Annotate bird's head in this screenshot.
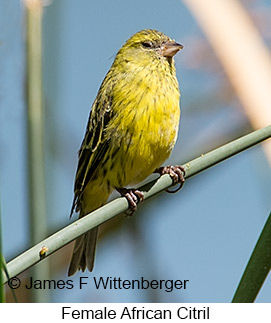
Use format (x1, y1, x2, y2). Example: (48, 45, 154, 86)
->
(114, 29, 183, 69)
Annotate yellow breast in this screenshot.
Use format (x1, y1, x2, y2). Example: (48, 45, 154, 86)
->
(105, 63, 180, 187)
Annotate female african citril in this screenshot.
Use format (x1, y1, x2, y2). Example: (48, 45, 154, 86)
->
(68, 29, 184, 276)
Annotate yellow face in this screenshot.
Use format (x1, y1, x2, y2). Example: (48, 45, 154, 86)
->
(114, 29, 183, 70)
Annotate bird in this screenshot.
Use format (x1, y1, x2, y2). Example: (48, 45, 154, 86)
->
(68, 29, 184, 276)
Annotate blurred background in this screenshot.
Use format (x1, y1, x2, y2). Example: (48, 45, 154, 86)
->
(1, 0, 271, 302)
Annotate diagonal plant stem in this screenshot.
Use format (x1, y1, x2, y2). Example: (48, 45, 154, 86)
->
(182, 0, 271, 164)
(232, 211, 271, 303)
(2, 125, 271, 283)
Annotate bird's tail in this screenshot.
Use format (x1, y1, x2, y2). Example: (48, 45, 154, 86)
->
(68, 228, 98, 276)
(68, 184, 111, 276)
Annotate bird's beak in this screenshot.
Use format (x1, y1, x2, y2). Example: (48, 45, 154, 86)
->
(161, 41, 183, 58)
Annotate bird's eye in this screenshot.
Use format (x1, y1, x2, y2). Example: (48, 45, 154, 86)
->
(142, 41, 153, 48)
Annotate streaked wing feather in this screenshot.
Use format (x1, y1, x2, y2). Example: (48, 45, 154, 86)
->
(70, 91, 113, 216)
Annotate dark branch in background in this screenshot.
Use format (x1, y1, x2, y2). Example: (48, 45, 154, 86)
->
(232, 211, 271, 303)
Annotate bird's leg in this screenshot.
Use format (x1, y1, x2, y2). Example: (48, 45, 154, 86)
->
(116, 188, 144, 215)
(155, 165, 186, 193)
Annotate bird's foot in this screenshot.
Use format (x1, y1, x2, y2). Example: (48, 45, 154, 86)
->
(117, 188, 144, 215)
(155, 165, 186, 193)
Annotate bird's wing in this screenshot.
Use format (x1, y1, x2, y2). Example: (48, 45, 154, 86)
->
(70, 86, 113, 217)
